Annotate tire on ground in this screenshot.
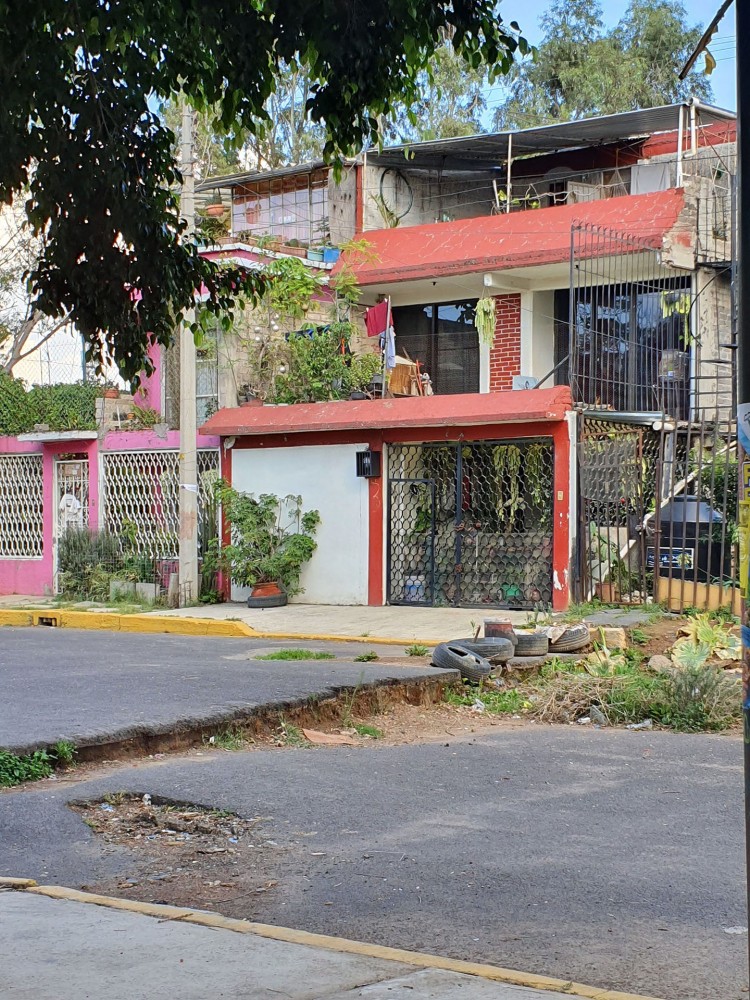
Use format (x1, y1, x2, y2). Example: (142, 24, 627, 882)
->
(247, 592, 288, 608)
(514, 633, 549, 656)
(432, 643, 492, 684)
(448, 637, 514, 663)
(549, 624, 591, 653)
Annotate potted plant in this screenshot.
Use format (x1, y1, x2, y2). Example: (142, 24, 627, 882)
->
(212, 480, 320, 607)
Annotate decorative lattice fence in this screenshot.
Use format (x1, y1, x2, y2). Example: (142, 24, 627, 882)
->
(0, 454, 44, 557)
(101, 449, 220, 559)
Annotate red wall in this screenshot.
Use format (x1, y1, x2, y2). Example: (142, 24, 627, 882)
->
(228, 418, 572, 611)
(489, 293, 521, 392)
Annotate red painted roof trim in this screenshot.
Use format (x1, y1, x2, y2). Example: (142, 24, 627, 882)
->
(201, 387, 573, 438)
(334, 190, 685, 287)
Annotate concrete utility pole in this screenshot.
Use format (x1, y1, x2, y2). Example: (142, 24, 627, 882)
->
(735, 2, 750, 983)
(178, 101, 199, 605)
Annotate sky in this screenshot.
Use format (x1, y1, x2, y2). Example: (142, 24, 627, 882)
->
(496, 0, 736, 114)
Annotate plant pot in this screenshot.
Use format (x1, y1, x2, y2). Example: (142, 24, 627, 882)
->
(102, 388, 120, 399)
(283, 245, 308, 258)
(247, 582, 288, 608)
(595, 581, 620, 603)
(349, 391, 368, 400)
(307, 247, 324, 262)
(322, 247, 340, 263)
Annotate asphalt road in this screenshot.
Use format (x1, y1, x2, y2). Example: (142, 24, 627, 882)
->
(0, 628, 440, 752)
(0, 726, 744, 1000)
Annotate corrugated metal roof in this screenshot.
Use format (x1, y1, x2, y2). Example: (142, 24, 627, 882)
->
(367, 102, 735, 170)
(196, 160, 329, 192)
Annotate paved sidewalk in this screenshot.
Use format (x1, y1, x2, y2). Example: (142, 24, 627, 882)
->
(150, 602, 532, 641)
(2, 888, 651, 1000)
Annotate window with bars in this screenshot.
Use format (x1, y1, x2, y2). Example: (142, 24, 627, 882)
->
(392, 301, 479, 395)
(231, 169, 329, 244)
(0, 454, 44, 558)
(101, 449, 220, 559)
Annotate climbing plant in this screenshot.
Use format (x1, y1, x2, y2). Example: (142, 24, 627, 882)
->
(0, 373, 98, 434)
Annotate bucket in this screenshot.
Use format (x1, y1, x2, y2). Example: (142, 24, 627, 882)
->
(484, 618, 517, 646)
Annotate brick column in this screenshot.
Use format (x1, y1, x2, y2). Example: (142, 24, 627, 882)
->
(488, 293, 521, 391)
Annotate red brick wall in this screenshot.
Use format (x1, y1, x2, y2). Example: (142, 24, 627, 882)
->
(489, 293, 521, 392)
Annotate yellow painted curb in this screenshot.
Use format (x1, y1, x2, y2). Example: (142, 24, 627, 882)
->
(0, 877, 37, 888)
(25, 884, 664, 1000)
(0, 609, 255, 639)
(0, 610, 33, 627)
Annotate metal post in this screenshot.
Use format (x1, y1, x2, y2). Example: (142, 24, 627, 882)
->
(676, 104, 685, 187)
(178, 101, 199, 606)
(506, 134, 512, 213)
(736, 0, 750, 983)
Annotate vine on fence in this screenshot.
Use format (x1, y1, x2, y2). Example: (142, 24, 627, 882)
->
(0, 374, 98, 435)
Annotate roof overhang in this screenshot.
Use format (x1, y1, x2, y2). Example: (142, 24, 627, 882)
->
(335, 189, 686, 290)
(367, 101, 735, 172)
(16, 430, 98, 443)
(201, 387, 573, 439)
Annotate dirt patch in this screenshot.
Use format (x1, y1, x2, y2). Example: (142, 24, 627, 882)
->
(71, 794, 287, 918)
(631, 616, 685, 658)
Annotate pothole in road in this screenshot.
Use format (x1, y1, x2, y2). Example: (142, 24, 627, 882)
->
(70, 794, 288, 917)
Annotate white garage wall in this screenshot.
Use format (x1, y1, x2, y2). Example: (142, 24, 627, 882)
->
(230, 443, 370, 605)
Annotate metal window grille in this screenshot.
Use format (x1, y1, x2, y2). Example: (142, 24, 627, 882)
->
(0, 454, 44, 558)
(387, 440, 554, 609)
(101, 449, 220, 559)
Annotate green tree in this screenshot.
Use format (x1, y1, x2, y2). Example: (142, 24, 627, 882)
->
(383, 43, 489, 143)
(495, 0, 713, 130)
(0, 1, 524, 382)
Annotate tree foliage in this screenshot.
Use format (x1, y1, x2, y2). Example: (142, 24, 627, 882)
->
(0, 204, 74, 376)
(0, 1, 524, 382)
(495, 0, 713, 129)
(382, 43, 489, 144)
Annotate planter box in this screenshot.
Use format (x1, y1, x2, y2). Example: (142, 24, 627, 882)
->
(282, 245, 308, 258)
(110, 579, 135, 601)
(307, 248, 324, 262)
(322, 247, 341, 263)
(136, 581, 160, 603)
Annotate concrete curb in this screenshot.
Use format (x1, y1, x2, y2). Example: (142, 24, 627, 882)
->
(1, 879, 664, 1000)
(0, 609, 255, 638)
(0, 609, 438, 646)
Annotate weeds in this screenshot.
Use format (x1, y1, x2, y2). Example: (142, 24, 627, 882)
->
(629, 627, 648, 646)
(277, 719, 309, 747)
(0, 749, 53, 787)
(354, 651, 379, 662)
(205, 727, 246, 750)
(352, 723, 384, 739)
(51, 740, 77, 766)
(683, 605, 739, 626)
(405, 643, 429, 657)
(446, 656, 741, 732)
(255, 649, 335, 661)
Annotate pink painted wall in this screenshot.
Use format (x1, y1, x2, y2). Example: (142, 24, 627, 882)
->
(0, 430, 219, 596)
(132, 340, 163, 414)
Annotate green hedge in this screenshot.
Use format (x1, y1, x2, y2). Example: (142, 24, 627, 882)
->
(0, 373, 98, 435)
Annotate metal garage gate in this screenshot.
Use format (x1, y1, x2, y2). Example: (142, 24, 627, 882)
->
(387, 440, 554, 609)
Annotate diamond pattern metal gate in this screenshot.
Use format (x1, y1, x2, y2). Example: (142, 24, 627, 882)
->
(387, 440, 554, 609)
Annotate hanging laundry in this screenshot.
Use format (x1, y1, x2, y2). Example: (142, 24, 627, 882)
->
(384, 324, 396, 371)
(365, 300, 390, 338)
